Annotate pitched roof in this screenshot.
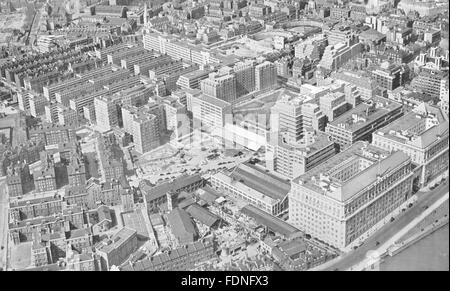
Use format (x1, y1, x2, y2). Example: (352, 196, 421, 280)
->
(186, 204, 220, 228)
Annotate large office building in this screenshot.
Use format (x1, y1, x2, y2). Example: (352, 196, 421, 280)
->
(176, 70, 210, 90)
(210, 163, 290, 217)
(372, 103, 449, 187)
(326, 26, 355, 46)
(411, 69, 448, 99)
(372, 62, 409, 92)
(255, 61, 278, 92)
(318, 41, 362, 71)
(294, 34, 327, 61)
(289, 142, 415, 250)
(191, 93, 232, 134)
(200, 72, 237, 103)
(266, 130, 337, 180)
(325, 97, 404, 149)
(270, 91, 327, 144)
(331, 71, 377, 100)
(233, 60, 256, 97)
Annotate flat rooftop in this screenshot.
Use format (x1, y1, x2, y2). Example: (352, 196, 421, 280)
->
(230, 163, 290, 201)
(96, 227, 137, 255)
(180, 69, 210, 79)
(195, 94, 231, 109)
(275, 130, 334, 156)
(328, 97, 402, 132)
(375, 104, 449, 149)
(293, 141, 411, 202)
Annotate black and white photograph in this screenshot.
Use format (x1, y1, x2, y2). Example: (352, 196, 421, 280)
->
(0, 0, 448, 277)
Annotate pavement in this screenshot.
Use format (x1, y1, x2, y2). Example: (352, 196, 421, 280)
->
(352, 192, 449, 271)
(0, 177, 8, 270)
(321, 179, 449, 271)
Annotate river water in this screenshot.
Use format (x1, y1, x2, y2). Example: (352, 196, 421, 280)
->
(380, 224, 449, 271)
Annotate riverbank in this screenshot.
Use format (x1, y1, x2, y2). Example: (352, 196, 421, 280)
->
(380, 224, 449, 271)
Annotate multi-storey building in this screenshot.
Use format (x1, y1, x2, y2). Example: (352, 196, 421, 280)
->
(440, 78, 449, 116)
(6, 161, 33, 197)
(29, 124, 77, 146)
(325, 97, 404, 149)
(326, 26, 355, 46)
(44, 101, 59, 124)
(319, 91, 351, 122)
(331, 71, 376, 100)
(68, 154, 87, 188)
(33, 156, 57, 193)
(266, 130, 337, 180)
(318, 41, 362, 72)
(95, 227, 138, 270)
(350, 5, 367, 21)
(330, 7, 351, 20)
(233, 60, 256, 97)
(57, 104, 79, 126)
(289, 142, 415, 250)
(94, 96, 120, 132)
(191, 93, 232, 134)
(255, 61, 278, 92)
(120, 239, 216, 271)
(84, 177, 131, 208)
(132, 112, 160, 154)
(411, 69, 448, 99)
(294, 35, 327, 61)
(372, 62, 409, 92)
(372, 103, 449, 187)
(9, 195, 63, 222)
(83, 104, 96, 123)
(122, 104, 161, 153)
(96, 134, 125, 182)
(210, 163, 290, 217)
(270, 91, 326, 144)
(200, 72, 237, 103)
(176, 70, 210, 90)
(29, 93, 48, 117)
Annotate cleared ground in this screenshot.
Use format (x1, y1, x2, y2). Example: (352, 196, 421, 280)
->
(10, 242, 32, 270)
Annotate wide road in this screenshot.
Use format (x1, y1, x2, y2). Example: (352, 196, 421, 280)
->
(325, 180, 449, 271)
(0, 177, 9, 270)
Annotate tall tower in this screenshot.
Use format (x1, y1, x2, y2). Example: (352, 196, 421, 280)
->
(143, 3, 148, 28)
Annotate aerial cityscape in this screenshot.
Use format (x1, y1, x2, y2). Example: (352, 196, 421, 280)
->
(0, 0, 448, 272)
